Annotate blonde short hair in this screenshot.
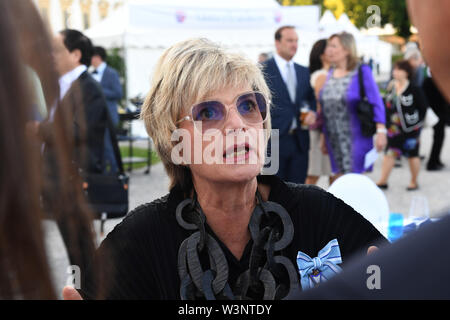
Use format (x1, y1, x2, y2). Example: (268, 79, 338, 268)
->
(140, 38, 272, 190)
(329, 32, 359, 71)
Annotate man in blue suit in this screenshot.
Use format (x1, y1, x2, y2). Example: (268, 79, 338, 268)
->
(262, 26, 316, 184)
(91, 46, 123, 173)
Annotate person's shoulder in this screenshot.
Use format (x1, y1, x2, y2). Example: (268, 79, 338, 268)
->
(79, 71, 102, 90)
(283, 181, 351, 217)
(105, 193, 173, 239)
(283, 182, 336, 210)
(105, 65, 120, 77)
(294, 63, 309, 73)
(359, 63, 373, 76)
(261, 57, 276, 71)
(310, 69, 328, 87)
(285, 181, 329, 198)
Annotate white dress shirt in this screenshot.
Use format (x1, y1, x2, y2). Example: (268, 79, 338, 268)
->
(50, 65, 87, 121)
(42, 64, 87, 153)
(58, 65, 87, 100)
(91, 62, 107, 83)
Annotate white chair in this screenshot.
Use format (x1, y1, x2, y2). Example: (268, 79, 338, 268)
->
(328, 173, 390, 237)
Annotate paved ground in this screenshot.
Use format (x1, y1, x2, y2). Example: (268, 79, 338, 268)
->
(45, 126, 450, 298)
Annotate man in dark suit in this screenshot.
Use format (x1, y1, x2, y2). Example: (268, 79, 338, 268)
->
(40, 29, 108, 174)
(262, 26, 316, 184)
(38, 29, 108, 271)
(91, 46, 123, 173)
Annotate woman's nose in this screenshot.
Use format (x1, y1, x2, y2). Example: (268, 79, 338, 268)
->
(224, 107, 246, 133)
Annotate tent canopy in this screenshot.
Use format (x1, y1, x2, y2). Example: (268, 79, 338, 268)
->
(85, 0, 320, 48)
(85, 1, 321, 101)
(86, 0, 286, 48)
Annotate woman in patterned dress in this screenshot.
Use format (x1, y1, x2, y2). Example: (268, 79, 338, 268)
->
(320, 32, 387, 177)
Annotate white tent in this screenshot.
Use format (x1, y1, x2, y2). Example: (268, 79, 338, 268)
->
(319, 10, 361, 38)
(49, 0, 64, 33)
(318, 9, 339, 36)
(69, 0, 84, 30)
(85, 0, 320, 107)
(337, 13, 361, 37)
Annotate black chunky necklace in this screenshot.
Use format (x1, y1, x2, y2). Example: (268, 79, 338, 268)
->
(176, 189, 299, 300)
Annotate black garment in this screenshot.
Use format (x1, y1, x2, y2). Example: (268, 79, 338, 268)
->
(384, 82, 427, 159)
(423, 76, 450, 168)
(288, 214, 450, 299)
(40, 71, 108, 271)
(40, 71, 108, 174)
(384, 82, 427, 135)
(79, 175, 387, 299)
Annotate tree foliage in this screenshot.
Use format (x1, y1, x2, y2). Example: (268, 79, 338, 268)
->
(341, 0, 411, 38)
(280, 0, 412, 39)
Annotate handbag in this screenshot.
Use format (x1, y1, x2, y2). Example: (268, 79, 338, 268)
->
(356, 64, 377, 137)
(82, 109, 129, 229)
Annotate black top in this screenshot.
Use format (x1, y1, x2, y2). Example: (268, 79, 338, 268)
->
(384, 82, 427, 136)
(79, 175, 387, 300)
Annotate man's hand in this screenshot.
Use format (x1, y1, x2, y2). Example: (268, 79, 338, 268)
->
(62, 286, 83, 300)
(367, 246, 378, 255)
(302, 111, 316, 126)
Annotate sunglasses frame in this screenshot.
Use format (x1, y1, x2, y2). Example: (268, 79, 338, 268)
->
(177, 91, 269, 132)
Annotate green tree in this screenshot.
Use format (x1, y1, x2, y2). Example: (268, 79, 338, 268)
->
(280, 0, 412, 39)
(383, 1, 410, 39)
(342, 0, 411, 38)
(279, 0, 324, 6)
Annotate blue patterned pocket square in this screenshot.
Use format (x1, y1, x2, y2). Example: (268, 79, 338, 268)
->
(296, 238, 343, 290)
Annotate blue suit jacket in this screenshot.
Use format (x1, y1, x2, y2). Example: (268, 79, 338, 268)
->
(263, 57, 316, 153)
(100, 66, 123, 124)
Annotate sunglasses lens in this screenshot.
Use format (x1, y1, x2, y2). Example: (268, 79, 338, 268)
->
(236, 92, 267, 123)
(192, 101, 225, 131)
(189, 92, 267, 132)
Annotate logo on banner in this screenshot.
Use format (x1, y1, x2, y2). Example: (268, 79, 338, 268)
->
(274, 10, 282, 23)
(175, 10, 186, 23)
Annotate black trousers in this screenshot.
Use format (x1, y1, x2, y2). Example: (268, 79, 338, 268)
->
(427, 118, 446, 167)
(423, 76, 449, 167)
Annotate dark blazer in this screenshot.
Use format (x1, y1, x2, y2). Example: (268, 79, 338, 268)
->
(41, 71, 108, 174)
(262, 57, 316, 152)
(100, 65, 122, 124)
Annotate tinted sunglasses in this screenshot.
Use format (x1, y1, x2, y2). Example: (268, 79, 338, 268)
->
(177, 91, 268, 132)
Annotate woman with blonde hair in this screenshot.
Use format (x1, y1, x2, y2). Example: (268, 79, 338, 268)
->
(320, 32, 387, 177)
(67, 38, 386, 300)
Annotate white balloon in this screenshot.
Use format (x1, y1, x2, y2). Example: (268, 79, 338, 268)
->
(328, 173, 390, 237)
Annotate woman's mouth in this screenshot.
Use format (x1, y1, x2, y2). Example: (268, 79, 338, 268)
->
(223, 143, 251, 162)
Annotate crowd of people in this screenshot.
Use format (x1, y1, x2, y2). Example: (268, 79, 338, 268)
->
(262, 26, 449, 193)
(0, 0, 449, 300)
